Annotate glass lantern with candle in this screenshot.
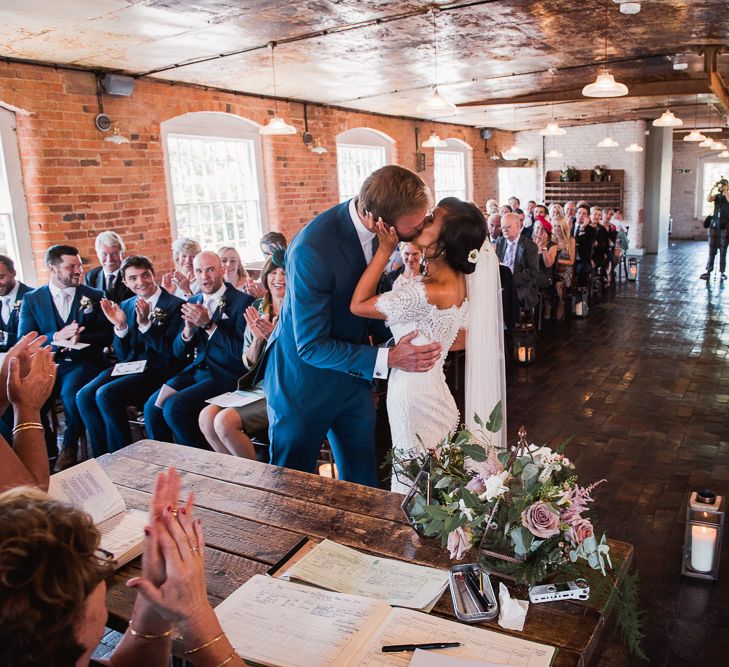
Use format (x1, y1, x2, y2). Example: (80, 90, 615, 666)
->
(512, 322, 536, 364)
(572, 288, 589, 318)
(627, 257, 639, 282)
(682, 490, 724, 581)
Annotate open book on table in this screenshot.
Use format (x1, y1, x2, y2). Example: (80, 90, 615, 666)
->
(48, 458, 147, 567)
(215, 575, 556, 667)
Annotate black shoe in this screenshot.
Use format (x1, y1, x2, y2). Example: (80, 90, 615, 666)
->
(699, 272, 710, 280)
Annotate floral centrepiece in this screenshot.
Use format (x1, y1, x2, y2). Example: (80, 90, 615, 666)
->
(396, 405, 611, 586)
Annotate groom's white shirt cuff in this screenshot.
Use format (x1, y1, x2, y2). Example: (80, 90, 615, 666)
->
(373, 348, 389, 379)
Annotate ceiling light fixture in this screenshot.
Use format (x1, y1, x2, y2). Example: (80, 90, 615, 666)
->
(718, 150, 729, 158)
(683, 95, 706, 142)
(417, 8, 457, 116)
(597, 101, 619, 148)
(540, 69, 567, 136)
(310, 141, 328, 154)
(652, 102, 684, 127)
(625, 143, 643, 152)
(422, 132, 447, 148)
(711, 141, 727, 151)
(260, 42, 297, 136)
(699, 137, 714, 147)
(582, 0, 629, 98)
(545, 148, 562, 158)
(502, 145, 526, 160)
(619, 2, 641, 14)
(105, 126, 130, 144)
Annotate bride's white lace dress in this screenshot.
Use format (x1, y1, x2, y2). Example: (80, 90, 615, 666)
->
(375, 275, 468, 494)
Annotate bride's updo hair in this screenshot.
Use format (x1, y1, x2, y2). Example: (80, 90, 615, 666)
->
(432, 198, 487, 275)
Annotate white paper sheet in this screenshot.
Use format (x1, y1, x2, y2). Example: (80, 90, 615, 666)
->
(215, 575, 391, 667)
(111, 360, 148, 376)
(409, 649, 508, 667)
(52, 339, 90, 350)
(154, 383, 178, 408)
(205, 388, 265, 408)
(282, 539, 449, 611)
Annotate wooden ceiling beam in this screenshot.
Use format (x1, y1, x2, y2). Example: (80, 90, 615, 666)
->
(459, 78, 711, 108)
(704, 47, 729, 115)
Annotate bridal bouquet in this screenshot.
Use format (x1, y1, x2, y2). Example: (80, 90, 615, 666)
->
(397, 405, 611, 586)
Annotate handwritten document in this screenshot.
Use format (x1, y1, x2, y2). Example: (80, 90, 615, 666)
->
(282, 539, 449, 611)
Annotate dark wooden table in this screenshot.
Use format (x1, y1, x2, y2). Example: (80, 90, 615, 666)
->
(99, 440, 633, 667)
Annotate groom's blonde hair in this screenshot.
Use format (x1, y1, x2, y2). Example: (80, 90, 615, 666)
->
(358, 166, 432, 225)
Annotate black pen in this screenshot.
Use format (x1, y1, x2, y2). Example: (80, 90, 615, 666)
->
(382, 642, 462, 653)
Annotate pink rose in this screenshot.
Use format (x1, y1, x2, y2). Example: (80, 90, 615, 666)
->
(521, 501, 560, 539)
(447, 526, 473, 560)
(466, 475, 486, 495)
(567, 518, 594, 546)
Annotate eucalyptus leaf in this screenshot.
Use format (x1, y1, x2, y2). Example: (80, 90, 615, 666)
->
(486, 402, 502, 433)
(521, 462, 539, 486)
(460, 442, 488, 462)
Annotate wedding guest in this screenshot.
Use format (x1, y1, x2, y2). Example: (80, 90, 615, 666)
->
(0, 334, 56, 492)
(145, 252, 253, 448)
(514, 207, 525, 226)
(0, 469, 245, 667)
(199, 253, 286, 459)
(499, 204, 513, 216)
(485, 198, 499, 215)
(574, 205, 596, 287)
(591, 206, 609, 283)
(260, 231, 288, 257)
(218, 246, 264, 297)
(564, 200, 577, 224)
(548, 203, 565, 221)
(496, 213, 539, 311)
(0, 255, 32, 353)
(487, 213, 502, 244)
(84, 231, 133, 304)
(525, 200, 537, 222)
(19, 245, 113, 471)
(77, 256, 185, 456)
(508, 196, 520, 210)
(161, 237, 201, 300)
(380, 242, 422, 292)
(532, 216, 557, 290)
(601, 209, 618, 286)
(553, 215, 576, 319)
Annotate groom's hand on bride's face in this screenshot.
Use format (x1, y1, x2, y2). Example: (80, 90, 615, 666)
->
(387, 330, 441, 372)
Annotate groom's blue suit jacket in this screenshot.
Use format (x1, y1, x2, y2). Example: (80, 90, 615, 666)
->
(264, 200, 379, 416)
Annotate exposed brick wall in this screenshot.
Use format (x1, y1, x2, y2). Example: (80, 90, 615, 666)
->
(514, 120, 647, 249)
(0, 61, 500, 282)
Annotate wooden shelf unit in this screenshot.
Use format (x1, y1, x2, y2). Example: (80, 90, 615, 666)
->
(544, 169, 624, 211)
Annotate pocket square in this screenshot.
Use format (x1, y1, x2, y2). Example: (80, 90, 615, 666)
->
(221, 313, 229, 320)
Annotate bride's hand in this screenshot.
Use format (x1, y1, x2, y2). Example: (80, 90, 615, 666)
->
(375, 220, 399, 256)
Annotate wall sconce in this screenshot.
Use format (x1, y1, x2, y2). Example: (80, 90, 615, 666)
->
(512, 322, 536, 364)
(682, 490, 724, 581)
(627, 257, 638, 282)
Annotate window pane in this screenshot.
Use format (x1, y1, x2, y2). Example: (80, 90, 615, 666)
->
(702, 162, 729, 217)
(0, 149, 20, 266)
(434, 150, 466, 202)
(167, 134, 264, 262)
(337, 144, 387, 201)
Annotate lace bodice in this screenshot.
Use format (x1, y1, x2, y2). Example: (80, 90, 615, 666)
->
(375, 276, 468, 364)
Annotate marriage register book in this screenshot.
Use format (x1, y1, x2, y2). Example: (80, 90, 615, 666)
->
(215, 575, 556, 667)
(49, 458, 147, 567)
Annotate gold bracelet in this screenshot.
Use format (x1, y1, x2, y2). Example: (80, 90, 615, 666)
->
(213, 652, 237, 667)
(12, 424, 45, 435)
(12, 421, 43, 431)
(127, 620, 173, 640)
(184, 632, 225, 656)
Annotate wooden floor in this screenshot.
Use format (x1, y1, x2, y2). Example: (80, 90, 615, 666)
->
(505, 241, 728, 666)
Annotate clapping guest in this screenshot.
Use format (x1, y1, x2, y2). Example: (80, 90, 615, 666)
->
(218, 246, 265, 298)
(0, 469, 245, 667)
(0, 333, 56, 492)
(145, 252, 253, 448)
(77, 257, 185, 456)
(161, 238, 201, 300)
(85, 231, 133, 304)
(19, 245, 113, 471)
(0, 255, 32, 353)
(199, 254, 286, 459)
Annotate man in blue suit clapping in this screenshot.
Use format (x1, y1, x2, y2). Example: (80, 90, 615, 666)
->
(18, 245, 113, 470)
(263, 166, 441, 487)
(77, 255, 185, 456)
(0, 255, 33, 353)
(145, 251, 253, 447)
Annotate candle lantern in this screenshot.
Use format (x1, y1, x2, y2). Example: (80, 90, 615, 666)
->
(682, 489, 724, 581)
(627, 257, 639, 282)
(572, 289, 589, 318)
(512, 323, 536, 364)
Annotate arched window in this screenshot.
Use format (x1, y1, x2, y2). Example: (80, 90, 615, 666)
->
(161, 112, 267, 263)
(0, 108, 34, 283)
(434, 138, 472, 202)
(336, 128, 394, 201)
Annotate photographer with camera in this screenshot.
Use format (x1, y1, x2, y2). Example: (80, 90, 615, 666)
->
(700, 177, 729, 280)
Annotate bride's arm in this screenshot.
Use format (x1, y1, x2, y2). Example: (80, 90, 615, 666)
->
(350, 221, 399, 320)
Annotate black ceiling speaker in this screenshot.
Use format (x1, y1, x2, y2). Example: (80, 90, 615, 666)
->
(101, 73, 136, 97)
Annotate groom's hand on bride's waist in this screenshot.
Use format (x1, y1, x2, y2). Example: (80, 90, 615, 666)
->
(387, 330, 441, 373)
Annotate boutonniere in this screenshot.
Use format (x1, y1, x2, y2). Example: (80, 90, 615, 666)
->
(12, 300, 22, 312)
(216, 295, 227, 314)
(79, 296, 93, 314)
(150, 307, 168, 326)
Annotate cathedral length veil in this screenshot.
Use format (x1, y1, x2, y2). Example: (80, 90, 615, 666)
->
(465, 242, 507, 449)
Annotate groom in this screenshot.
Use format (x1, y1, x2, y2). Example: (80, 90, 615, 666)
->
(264, 165, 442, 487)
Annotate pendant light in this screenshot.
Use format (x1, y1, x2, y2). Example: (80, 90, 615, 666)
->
(417, 8, 457, 116)
(699, 136, 714, 147)
(540, 70, 566, 136)
(422, 132, 447, 148)
(503, 106, 525, 159)
(260, 42, 297, 136)
(711, 141, 727, 151)
(545, 148, 563, 158)
(718, 150, 729, 158)
(597, 101, 619, 147)
(624, 110, 644, 152)
(582, 0, 629, 98)
(653, 97, 684, 127)
(683, 96, 706, 142)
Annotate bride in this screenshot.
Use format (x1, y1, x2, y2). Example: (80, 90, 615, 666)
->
(351, 197, 507, 493)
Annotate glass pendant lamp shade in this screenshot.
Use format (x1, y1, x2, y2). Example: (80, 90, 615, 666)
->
(540, 121, 566, 136)
(699, 137, 714, 147)
(545, 148, 562, 158)
(417, 87, 458, 116)
(597, 136, 619, 148)
(260, 116, 297, 135)
(653, 109, 684, 127)
(624, 143, 643, 152)
(582, 70, 629, 98)
(422, 132, 448, 148)
(718, 150, 729, 158)
(502, 145, 525, 160)
(684, 130, 706, 142)
(105, 126, 130, 144)
(711, 141, 727, 151)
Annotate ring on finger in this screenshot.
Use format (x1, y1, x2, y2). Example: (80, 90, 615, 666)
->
(170, 508, 179, 518)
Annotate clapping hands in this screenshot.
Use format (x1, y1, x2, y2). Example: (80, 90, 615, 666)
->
(244, 306, 276, 341)
(0, 332, 55, 411)
(100, 298, 127, 329)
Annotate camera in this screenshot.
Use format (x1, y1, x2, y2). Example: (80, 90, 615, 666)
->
(715, 178, 728, 190)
